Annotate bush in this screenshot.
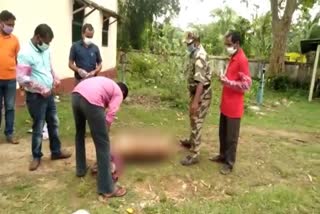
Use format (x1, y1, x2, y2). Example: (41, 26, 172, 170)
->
(244, 79, 259, 104)
(267, 76, 310, 95)
(124, 52, 188, 109)
(123, 52, 264, 109)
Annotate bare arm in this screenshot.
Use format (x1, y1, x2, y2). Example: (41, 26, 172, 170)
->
(95, 63, 102, 75)
(68, 60, 79, 73)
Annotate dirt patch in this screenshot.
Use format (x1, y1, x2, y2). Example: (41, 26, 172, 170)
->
(125, 95, 161, 107)
(241, 126, 318, 143)
(0, 138, 97, 177)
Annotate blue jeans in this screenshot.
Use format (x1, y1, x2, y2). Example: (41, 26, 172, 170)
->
(0, 79, 17, 137)
(26, 92, 61, 159)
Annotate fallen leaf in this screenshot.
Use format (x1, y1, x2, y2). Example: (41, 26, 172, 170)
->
(22, 193, 30, 202)
(126, 208, 134, 214)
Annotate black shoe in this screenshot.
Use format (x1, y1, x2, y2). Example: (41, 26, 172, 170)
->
(209, 155, 225, 163)
(180, 155, 199, 166)
(180, 139, 192, 149)
(76, 166, 90, 177)
(220, 164, 232, 175)
(51, 150, 72, 160)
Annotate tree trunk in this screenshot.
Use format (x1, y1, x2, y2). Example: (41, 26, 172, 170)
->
(269, 0, 297, 76)
(269, 22, 291, 75)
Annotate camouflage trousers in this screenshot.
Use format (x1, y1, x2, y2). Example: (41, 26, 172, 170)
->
(189, 86, 212, 157)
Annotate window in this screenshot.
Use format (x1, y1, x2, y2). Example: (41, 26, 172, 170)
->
(72, 1, 85, 43)
(102, 17, 109, 47)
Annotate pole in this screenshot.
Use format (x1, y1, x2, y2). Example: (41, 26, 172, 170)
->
(257, 64, 266, 105)
(308, 44, 320, 102)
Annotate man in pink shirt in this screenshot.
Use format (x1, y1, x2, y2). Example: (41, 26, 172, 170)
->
(72, 76, 128, 201)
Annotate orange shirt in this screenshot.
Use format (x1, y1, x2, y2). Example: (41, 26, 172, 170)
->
(0, 33, 20, 80)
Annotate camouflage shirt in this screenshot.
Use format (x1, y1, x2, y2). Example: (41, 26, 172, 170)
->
(186, 45, 212, 94)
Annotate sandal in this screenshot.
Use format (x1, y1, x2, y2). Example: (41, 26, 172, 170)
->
(98, 186, 127, 202)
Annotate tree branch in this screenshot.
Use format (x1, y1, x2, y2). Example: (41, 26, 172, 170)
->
(270, 0, 280, 21)
(283, 0, 297, 21)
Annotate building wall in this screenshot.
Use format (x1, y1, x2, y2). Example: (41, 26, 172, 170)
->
(84, 0, 118, 72)
(0, 0, 118, 80)
(1, 0, 118, 106)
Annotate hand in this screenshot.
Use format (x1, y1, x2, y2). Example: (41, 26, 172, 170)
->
(53, 79, 61, 88)
(78, 68, 88, 78)
(220, 75, 228, 84)
(25, 81, 34, 88)
(41, 89, 51, 98)
(86, 71, 96, 79)
(190, 100, 199, 116)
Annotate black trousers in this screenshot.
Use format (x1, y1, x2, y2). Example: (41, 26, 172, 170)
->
(219, 113, 241, 168)
(71, 93, 114, 194)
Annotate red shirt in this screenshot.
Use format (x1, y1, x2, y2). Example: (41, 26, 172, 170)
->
(221, 49, 250, 118)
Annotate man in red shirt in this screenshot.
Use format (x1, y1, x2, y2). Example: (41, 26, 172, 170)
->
(210, 31, 252, 175)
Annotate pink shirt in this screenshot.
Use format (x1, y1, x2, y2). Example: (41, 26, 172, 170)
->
(73, 77, 123, 125)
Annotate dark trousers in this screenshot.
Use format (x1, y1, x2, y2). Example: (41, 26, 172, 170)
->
(74, 78, 82, 86)
(0, 79, 17, 137)
(71, 93, 114, 194)
(219, 113, 241, 168)
(26, 92, 62, 159)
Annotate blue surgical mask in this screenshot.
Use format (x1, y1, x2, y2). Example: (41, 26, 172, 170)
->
(37, 42, 49, 52)
(187, 44, 196, 53)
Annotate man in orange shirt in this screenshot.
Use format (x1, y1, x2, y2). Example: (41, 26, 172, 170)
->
(0, 10, 20, 144)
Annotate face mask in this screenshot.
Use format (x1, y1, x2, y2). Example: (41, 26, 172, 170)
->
(226, 46, 237, 55)
(37, 42, 49, 52)
(84, 37, 93, 46)
(187, 44, 196, 53)
(2, 23, 14, 35)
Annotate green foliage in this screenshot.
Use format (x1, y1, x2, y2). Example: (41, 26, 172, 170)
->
(147, 23, 185, 55)
(188, 7, 272, 59)
(124, 52, 262, 109)
(125, 52, 188, 108)
(250, 12, 272, 58)
(267, 76, 309, 92)
(270, 76, 291, 92)
(118, 0, 180, 50)
(244, 79, 260, 104)
(118, 0, 319, 62)
(288, 8, 320, 52)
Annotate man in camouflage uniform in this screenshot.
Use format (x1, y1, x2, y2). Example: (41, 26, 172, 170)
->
(180, 32, 213, 166)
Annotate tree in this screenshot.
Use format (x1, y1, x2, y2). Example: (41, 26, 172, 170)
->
(188, 7, 252, 56)
(288, 10, 320, 52)
(250, 12, 272, 58)
(118, 0, 180, 50)
(269, 0, 298, 75)
(269, 0, 319, 75)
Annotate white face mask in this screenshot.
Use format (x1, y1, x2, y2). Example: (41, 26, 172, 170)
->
(226, 46, 237, 55)
(84, 37, 93, 46)
(37, 42, 49, 52)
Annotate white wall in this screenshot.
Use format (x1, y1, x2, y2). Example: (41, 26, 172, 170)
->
(0, 0, 73, 79)
(85, 0, 118, 71)
(0, 0, 118, 79)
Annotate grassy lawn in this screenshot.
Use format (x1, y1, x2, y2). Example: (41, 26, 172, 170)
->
(0, 85, 319, 214)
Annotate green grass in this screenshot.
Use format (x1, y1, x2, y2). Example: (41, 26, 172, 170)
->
(0, 85, 320, 214)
